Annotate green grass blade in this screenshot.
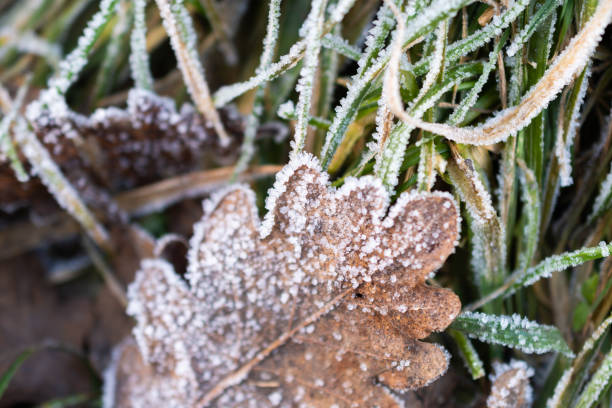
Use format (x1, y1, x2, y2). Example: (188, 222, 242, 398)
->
(452, 311, 574, 357)
(291, 0, 327, 155)
(517, 164, 541, 273)
(449, 329, 486, 380)
(232, 0, 283, 180)
(448, 30, 508, 125)
(506, 0, 560, 57)
(507, 242, 612, 296)
(49, 0, 120, 95)
(320, 0, 400, 169)
(212, 0, 357, 107)
(0, 349, 35, 398)
(547, 314, 612, 408)
(321, 0, 474, 169)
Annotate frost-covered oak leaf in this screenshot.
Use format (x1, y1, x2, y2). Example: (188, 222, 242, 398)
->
(105, 153, 461, 407)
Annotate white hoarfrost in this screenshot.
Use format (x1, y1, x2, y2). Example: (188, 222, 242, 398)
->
(321, 33, 361, 60)
(321, 1, 397, 166)
(13, 118, 110, 249)
(448, 48, 499, 125)
(414, 20, 447, 103)
(50, 0, 119, 95)
(509, 241, 612, 295)
(555, 57, 590, 188)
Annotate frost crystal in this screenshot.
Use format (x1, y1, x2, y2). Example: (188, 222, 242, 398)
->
(13, 119, 110, 250)
(546, 314, 612, 408)
(455, 311, 574, 356)
(41, 89, 239, 184)
(107, 153, 462, 407)
(321, 33, 361, 60)
(509, 241, 612, 296)
(321, 0, 397, 167)
(487, 360, 534, 408)
(414, 21, 447, 103)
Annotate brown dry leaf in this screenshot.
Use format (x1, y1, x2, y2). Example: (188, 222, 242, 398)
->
(1, 89, 244, 213)
(105, 152, 461, 407)
(487, 360, 534, 408)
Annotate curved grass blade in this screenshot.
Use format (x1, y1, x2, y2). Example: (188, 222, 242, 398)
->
(0, 349, 35, 398)
(320, 0, 474, 169)
(449, 329, 486, 380)
(321, 33, 361, 60)
(410, 0, 530, 76)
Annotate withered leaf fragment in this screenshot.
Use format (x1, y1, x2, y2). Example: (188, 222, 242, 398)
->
(487, 360, 534, 408)
(1, 89, 243, 213)
(105, 153, 461, 407)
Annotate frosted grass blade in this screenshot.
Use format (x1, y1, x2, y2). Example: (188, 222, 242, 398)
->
(291, 0, 327, 155)
(232, 0, 282, 180)
(452, 312, 574, 357)
(130, 0, 154, 90)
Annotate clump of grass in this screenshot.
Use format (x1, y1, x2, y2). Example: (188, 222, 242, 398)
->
(1, 0, 612, 406)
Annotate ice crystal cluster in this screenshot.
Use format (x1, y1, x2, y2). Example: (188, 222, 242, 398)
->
(487, 360, 534, 408)
(105, 153, 461, 407)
